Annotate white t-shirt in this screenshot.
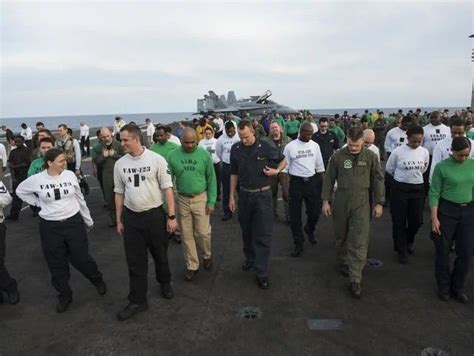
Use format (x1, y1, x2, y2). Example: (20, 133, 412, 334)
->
(114, 148, 173, 212)
(199, 137, 220, 164)
(20, 127, 33, 140)
(385, 145, 429, 184)
(214, 118, 224, 133)
(168, 135, 181, 146)
(146, 123, 155, 138)
(0, 143, 7, 167)
(80, 125, 90, 139)
(310, 122, 319, 133)
(429, 136, 474, 181)
(0, 181, 12, 223)
(216, 133, 240, 164)
(384, 127, 407, 153)
(422, 123, 450, 155)
(16, 170, 93, 226)
(113, 119, 127, 135)
(283, 139, 325, 177)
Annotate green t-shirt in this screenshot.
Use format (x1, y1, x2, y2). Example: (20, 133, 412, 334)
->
(90, 142, 102, 161)
(467, 131, 474, 140)
(285, 120, 301, 135)
(150, 141, 180, 161)
(28, 157, 44, 176)
(273, 115, 286, 131)
(430, 157, 474, 206)
(167, 146, 217, 207)
(329, 126, 346, 145)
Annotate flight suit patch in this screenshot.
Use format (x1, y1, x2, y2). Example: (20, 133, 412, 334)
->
(357, 161, 367, 166)
(343, 159, 352, 169)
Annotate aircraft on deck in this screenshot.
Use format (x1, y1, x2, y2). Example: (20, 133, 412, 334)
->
(196, 90, 298, 115)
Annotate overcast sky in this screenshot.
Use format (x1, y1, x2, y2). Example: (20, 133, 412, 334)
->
(1, 1, 472, 118)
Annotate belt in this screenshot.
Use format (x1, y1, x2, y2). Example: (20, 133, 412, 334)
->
(179, 191, 205, 198)
(440, 198, 473, 208)
(125, 206, 161, 215)
(290, 174, 315, 182)
(240, 185, 271, 193)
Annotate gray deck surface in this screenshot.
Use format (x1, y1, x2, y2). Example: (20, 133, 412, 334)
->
(0, 159, 473, 356)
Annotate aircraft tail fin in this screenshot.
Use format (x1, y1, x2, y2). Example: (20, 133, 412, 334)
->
(209, 91, 228, 109)
(227, 91, 237, 105)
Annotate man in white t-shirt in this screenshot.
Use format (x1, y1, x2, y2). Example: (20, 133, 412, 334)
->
(114, 124, 177, 321)
(145, 118, 155, 147)
(213, 114, 224, 138)
(79, 122, 90, 156)
(283, 122, 325, 257)
(199, 126, 221, 200)
(0, 143, 7, 179)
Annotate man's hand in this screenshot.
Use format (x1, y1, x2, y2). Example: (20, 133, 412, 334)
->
(206, 206, 215, 215)
(86, 224, 94, 233)
(229, 196, 236, 213)
(116, 221, 124, 236)
(75, 169, 81, 176)
(263, 166, 279, 177)
(109, 149, 115, 157)
(167, 218, 178, 234)
(103, 149, 109, 157)
(431, 217, 441, 235)
(372, 204, 383, 218)
(322, 200, 331, 217)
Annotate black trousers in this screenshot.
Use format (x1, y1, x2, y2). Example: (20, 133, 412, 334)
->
(214, 163, 221, 198)
(238, 189, 273, 278)
(10, 169, 28, 218)
(221, 163, 232, 216)
(123, 206, 171, 304)
(432, 199, 474, 294)
(384, 170, 394, 206)
(423, 156, 433, 197)
(0, 223, 17, 292)
(390, 181, 425, 256)
(39, 213, 103, 304)
(289, 175, 322, 248)
(80, 136, 90, 156)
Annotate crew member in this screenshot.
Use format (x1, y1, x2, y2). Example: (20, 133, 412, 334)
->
(216, 121, 240, 221)
(55, 124, 81, 175)
(168, 128, 217, 281)
(322, 127, 384, 299)
(114, 124, 177, 321)
(229, 120, 285, 289)
(284, 122, 325, 256)
(311, 117, 339, 168)
(79, 122, 90, 157)
(385, 126, 429, 263)
(28, 137, 55, 176)
(198, 126, 221, 201)
(16, 149, 106, 313)
(430, 137, 474, 303)
(0, 179, 19, 305)
(145, 118, 155, 147)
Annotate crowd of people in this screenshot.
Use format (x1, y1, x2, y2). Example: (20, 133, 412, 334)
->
(0, 107, 473, 321)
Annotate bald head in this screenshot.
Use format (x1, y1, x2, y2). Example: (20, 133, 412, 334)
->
(181, 127, 197, 153)
(363, 129, 375, 146)
(100, 127, 113, 144)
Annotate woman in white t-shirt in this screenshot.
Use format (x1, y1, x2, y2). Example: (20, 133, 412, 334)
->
(16, 148, 106, 313)
(199, 127, 221, 200)
(385, 125, 429, 264)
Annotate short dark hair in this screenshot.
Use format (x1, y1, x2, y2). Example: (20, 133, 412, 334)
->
(430, 111, 440, 120)
(401, 116, 413, 125)
(38, 128, 53, 137)
(164, 126, 172, 134)
(39, 137, 55, 146)
(58, 124, 68, 130)
(21, 123, 27, 129)
(450, 117, 465, 128)
(451, 136, 471, 152)
(14, 135, 24, 141)
(319, 117, 328, 124)
(155, 125, 165, 132)
(120, 124, 142, 138)
(225, 121, 235, 130)
(43, 148, 64, 169)
(406, 125, 424, 137)
(237, 120, 253, 131)
(334, 114, 340, 119)
(36, 121, 44, 127)
(347, 127, 363, 141)
(67, 128, 73, 136)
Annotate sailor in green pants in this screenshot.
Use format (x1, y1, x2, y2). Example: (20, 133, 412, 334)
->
(322, 126, 385, 299)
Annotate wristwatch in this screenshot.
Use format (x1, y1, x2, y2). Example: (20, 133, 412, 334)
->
(167, 215, 176, 220)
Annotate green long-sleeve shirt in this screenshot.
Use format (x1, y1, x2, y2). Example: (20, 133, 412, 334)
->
(28, 157, 44, 176)
(329, 126, 346, 145)
(150, 141, 180, 161)
(285, 120, 301, 135)
(167, 146, 217, 207)
(429, 157, 474, 207)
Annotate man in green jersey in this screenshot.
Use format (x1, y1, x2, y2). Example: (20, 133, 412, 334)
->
(329, 117, 346, 146)
(167, 128, 217, 282)
(27, 137, 54, 177)
(285, 114, 301, 140)
(150, 126, 180, 160)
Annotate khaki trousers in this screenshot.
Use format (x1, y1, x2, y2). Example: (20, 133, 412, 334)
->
(178, 192, 212, 270)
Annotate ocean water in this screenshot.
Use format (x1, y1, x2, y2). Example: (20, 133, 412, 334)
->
(0, 106, 464, 131)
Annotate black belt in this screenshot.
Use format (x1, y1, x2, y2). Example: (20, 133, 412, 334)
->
(440, 198, 473, 208)
(240, 186, 271, 193)
(179, 191, 205, 198)
(290, 174, 315, 182)
(125, 206, 162, 215)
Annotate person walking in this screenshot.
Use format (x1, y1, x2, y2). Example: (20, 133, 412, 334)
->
(93, 128, 124, 227)
(215, 121, 240, 221)
(322, 127, 385, 299)
(198, 126, 221, 201)
(229, 120, 286, 289)
(0, 179, 20, 305)
(16, 148, 106, 313)
(79, 122, 90, 157)
(265, 121, 291, 222)
(114, 124, 177, 321)
(430, 137, 474, 303)
(168, 128, 217, 281)
(284, 122, 325, 256)
(385, 126, 429, 263)
(20, 123, 33, 150)
(312, 117, 339, 168)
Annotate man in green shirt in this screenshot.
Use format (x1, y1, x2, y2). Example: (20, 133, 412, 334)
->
(27, 137, 54, 177)
(167, 128, 217, 282)
(285, 114, 300, 140)
(329, 117, 345, 146)
(150, 126, 180, 160)
(273, 112, 286, 132)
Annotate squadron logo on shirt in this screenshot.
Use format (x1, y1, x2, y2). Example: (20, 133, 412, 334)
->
(40, 182, 73, 200)
(181, 158, 198, 171)
(402, 160, 426, 171)
(123, 166, 151, 187)
(295, 149, 314, 159)
(344, 159, 352, 169)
